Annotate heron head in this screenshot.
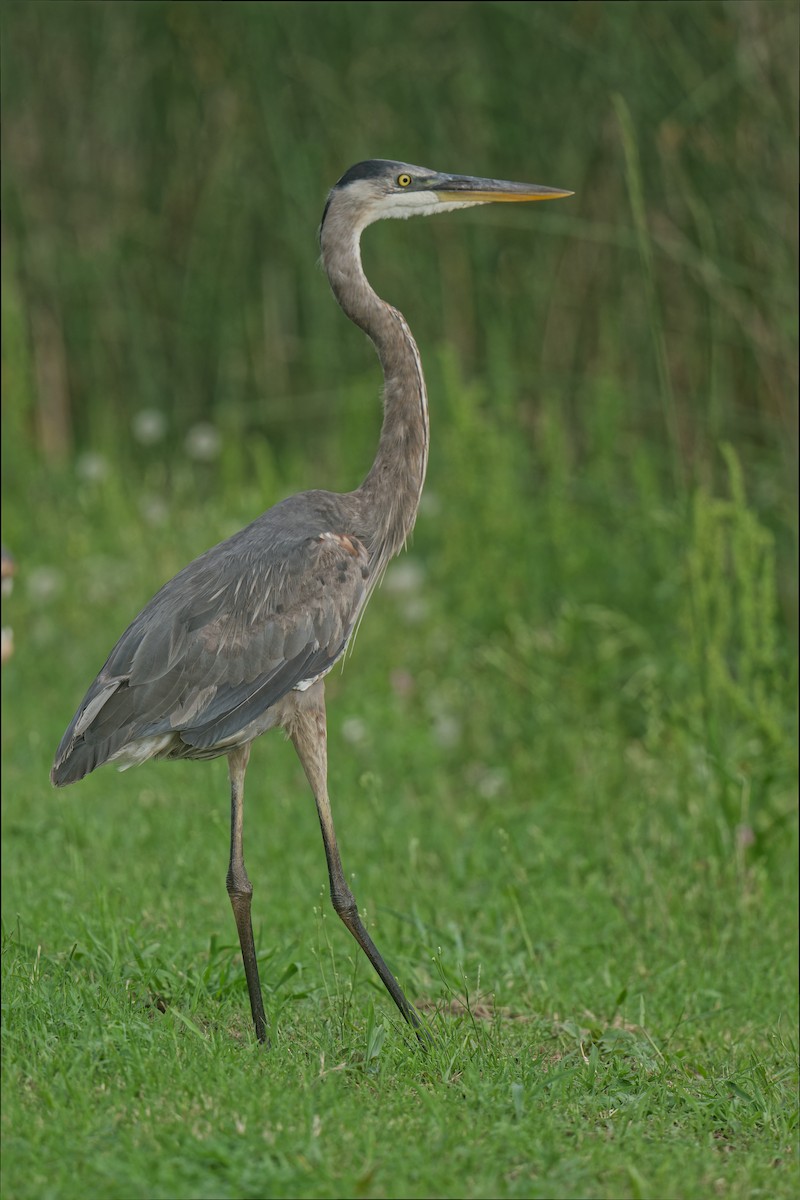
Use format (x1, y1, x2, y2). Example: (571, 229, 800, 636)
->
(321, 159, 573, 236)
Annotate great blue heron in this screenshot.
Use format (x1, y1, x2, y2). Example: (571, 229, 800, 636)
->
(51, 160, 572, 1044)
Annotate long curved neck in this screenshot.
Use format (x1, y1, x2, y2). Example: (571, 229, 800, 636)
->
(320, 211, 429, 570)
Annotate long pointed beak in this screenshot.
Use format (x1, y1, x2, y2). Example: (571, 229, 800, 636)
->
(430, 174, 573, 203)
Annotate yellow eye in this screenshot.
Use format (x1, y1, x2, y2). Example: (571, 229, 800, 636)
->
(397, 174, 412, 187)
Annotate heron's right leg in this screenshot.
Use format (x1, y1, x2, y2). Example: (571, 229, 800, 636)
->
(289, 687, 428, 1043)
(226, 745, 268, 1044)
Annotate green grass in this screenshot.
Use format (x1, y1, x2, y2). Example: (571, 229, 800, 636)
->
(2, 406, 797, 1198)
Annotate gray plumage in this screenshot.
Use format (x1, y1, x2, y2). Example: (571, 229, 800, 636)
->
(51, 159, 572, 1043)
(53, 495, 371, 778)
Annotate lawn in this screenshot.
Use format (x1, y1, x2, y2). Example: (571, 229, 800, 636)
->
(2, 408, 797, 1198)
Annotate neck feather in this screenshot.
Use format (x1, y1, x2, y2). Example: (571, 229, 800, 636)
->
(320, 210, 429, 570)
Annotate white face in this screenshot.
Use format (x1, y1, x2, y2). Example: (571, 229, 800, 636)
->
(341, 178, 489, 229)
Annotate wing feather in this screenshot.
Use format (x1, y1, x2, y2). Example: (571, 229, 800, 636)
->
(51, 502, 371, 785)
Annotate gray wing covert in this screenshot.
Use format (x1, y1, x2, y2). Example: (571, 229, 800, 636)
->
(52, 527, 370, 780)
(161, 530, 371, 748)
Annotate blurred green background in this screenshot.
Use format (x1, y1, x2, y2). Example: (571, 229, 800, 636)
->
(2, 0, 797, 499)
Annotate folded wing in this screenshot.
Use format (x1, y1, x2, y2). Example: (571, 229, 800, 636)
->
(52, 517, 370, 785)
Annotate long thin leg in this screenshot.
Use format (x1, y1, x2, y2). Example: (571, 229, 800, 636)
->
(289, 685, 428, 1042)
(226, 744, 268, 1044)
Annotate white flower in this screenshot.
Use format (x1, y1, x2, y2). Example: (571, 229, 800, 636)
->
(76, 452, 109, 483)
(185, 423, 222, 462)
(433, 713, 461, 749)
(385, 559, 425, 595)
(27, 566, 64, 603)
(341, 717, 368, 746)
(139, 495, 169, 526)
(132, 409, 167, 445)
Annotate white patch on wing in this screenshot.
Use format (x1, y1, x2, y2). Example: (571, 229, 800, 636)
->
(294, 675, 321, 692)
(109, 734, 175, 770)
(74, 683, 120, 736)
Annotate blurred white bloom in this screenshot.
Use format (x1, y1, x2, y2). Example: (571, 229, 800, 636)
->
(76, 452, 109, 483)
(27, 565, 64, 603)
(419, 490, 441, 517)
(433, 712, 461, 749)
(341, 717, 368, 746)
(385, 559, 427, 621)
(185, 422, 222, 462)
(139, 494, 169, 526)
(132, 409, 167, 445)
(385, 559, 425, 595)
(466, 764, 507, 800)
(400, 597, 429, 624)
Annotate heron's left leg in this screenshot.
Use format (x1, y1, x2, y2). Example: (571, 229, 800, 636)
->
(226, 745, 268, 1044)
(289, 686, 427, 1040)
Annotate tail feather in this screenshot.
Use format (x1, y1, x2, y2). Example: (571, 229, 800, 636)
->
(51, 675, 129, 787)
(51, 728, 130, 787)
